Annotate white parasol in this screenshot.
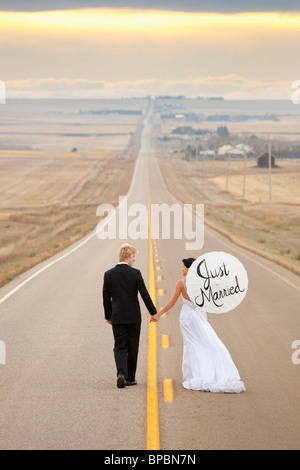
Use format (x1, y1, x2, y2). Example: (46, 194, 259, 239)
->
(186, 251, 248, 314)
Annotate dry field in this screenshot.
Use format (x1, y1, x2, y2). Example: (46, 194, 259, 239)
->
(0, 99, 147, 287)
(157, 153, 300, 275)
(0, 99, 146, 152)
(160, 118, 300, 141)
(0, 150, 117, 208)
(0, 149, 137, 287)
(209, 159, 300, 204)
(0, 122, 137, 152)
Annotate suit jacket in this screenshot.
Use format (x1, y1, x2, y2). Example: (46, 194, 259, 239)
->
(103, 263, 157, 324)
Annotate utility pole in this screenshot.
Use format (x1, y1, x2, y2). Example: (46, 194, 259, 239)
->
(243, 149, 247, 198)
(268, 139, 272, 201)
(226, 154, 231, 191)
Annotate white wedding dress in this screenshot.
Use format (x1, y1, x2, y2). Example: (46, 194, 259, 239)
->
(180, 297, 245, 393)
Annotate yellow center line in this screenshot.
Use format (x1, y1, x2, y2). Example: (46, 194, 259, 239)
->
(146, 199, 160, 451)
(163, 379, 174, 403)
(161, 334, 169, 349)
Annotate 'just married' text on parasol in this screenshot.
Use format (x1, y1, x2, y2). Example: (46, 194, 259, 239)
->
(194, 259, 246, 309)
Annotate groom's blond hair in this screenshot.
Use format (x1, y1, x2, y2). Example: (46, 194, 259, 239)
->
(118, 244, 137, 262)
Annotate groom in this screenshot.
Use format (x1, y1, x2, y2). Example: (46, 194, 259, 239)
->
(103, 244, 157, 388)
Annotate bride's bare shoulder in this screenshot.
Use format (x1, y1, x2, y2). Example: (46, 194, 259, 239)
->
(176, 279, 185, 289)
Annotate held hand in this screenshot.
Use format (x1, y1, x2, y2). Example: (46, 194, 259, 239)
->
(150, 313, 161, 322)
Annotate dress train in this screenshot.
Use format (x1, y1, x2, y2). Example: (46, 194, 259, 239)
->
(180, 298, 245, 393)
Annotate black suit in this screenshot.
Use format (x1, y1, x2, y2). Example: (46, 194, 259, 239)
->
(103, 263, 156, 381)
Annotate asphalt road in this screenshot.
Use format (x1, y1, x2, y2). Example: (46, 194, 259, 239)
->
(0, 104, 299, 450)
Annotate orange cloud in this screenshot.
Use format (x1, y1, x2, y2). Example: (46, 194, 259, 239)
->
(1, 9, 299, 86)
(5, 75, 293, 99)
(1, 9, 300, 36)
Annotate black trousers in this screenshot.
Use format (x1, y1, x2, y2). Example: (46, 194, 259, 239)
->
(112, 323, 141, 381)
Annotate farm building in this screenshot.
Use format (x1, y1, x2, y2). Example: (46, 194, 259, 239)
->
(257, 152, 276, 168)
(218, 144, 234, 156)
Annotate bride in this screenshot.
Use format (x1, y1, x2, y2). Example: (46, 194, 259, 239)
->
(151, 258, 245, 393)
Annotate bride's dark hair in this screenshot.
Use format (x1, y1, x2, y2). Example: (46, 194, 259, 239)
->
(182, 258, 195, 268)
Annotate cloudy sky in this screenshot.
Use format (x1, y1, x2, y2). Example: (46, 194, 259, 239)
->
(0, 1, 299, 12)
(0, 1, 299, 99)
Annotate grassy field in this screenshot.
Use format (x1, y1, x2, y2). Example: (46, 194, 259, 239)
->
(0, 99, 147, 287)
(0, 155, 135, 286)
(157, 153, 300, 275)
(0, 150, 136, 287)
(155, 99, 300, 275)
(0, 149, 117, 208)
(160, 119, 300, 141)
(199, 158, 300, 204)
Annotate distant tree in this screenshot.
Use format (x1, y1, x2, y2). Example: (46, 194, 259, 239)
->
(71, 148, 77, 152)
(217, 126, 229, 137)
